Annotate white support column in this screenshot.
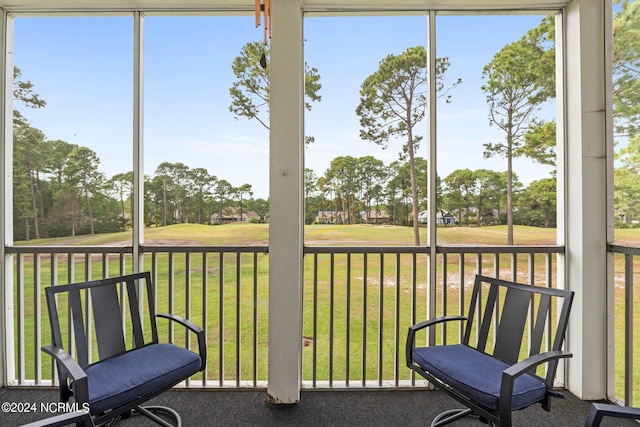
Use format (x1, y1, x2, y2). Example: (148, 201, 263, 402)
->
(426, 12, 437, 345)
(564, 0, 611, 400)
(267, 0, 304, 404)
(133, 12, 145, 272)
(0, 9, 14, 387)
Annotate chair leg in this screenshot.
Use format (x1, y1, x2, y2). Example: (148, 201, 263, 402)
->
(135, 405, 182, 427)
(431, 408, 474, 427)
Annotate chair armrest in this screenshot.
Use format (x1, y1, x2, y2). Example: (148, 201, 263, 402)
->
(584, 403, 640, 427)
(41, 345, 89, 404)
(157, 313, 207, 370)
(498, 350, 572, 422)
(406, 316, 466, 368)
(502, 350, 572, 380)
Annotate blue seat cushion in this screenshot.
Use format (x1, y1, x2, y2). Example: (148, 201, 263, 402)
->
(83, 343, 202, 414)
(412, 344, 546, 411)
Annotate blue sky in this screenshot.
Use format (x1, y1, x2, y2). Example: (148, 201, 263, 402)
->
(13, 13, 555, 199)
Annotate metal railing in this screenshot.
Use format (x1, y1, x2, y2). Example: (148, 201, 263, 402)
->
(607, 244, 640, 407)
(6, 244, 564, 389)
(302, 245, 564, 388)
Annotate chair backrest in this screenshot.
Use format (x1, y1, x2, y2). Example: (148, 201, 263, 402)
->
(462, 275, 574, 385)
(45, 272, 158, 369)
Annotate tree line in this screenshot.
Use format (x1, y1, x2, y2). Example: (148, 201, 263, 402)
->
(13, 118, 556, 242)
(305, 154, 556, 228)
(11, 3, 639, 241)
(13, 129, 270, 240)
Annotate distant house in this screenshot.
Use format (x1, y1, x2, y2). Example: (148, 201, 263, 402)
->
(210, 208, 259, 224)
(315, 210, 347, 224)
(417, 210, 456, 226)
(362, 209, 391, 225)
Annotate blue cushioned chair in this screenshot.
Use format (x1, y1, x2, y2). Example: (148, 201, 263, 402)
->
(42, 272, 206, 427)
(406, 275, 574, 427)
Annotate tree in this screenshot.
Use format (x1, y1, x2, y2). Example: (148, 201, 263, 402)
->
(518, 178, 557, 228)
(613, 0, 640, 137)
(247, 198, 269, 223)
(356, 46, 460, 245)
(481, 19, 555, 244)
(522, 120, 557, 168)
(357, 156, 388, 223)
(108, 172, 133, 224)
(304, 168, 318, 224)
(14, 125, 46, 239)
(386, 160, 412, 226)
(64, 146, 104, 235)
(154, 162, 190, 225)
(214, 179, 234, 219)
(325, 156, 359, 224)
(234, 183, 253, 222)
(229, 41, 321, 144)
(615, 133, 640, 224)
(474, 169, 506, 226)
(443, 169, 477, 225)
(185, 168, 216, 224)
(13, 66, 46, 127)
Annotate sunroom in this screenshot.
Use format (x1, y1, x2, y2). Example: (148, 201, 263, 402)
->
(0, 0, 635, 425)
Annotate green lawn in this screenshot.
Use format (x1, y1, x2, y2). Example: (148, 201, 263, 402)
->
(14, 222, 567, 247)
(11, 223, 640, 402)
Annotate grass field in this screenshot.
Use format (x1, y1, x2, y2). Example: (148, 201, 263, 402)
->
(14, 222, 568, 247)
(15, 222, 640, 247)
(10, 223, 640, 403)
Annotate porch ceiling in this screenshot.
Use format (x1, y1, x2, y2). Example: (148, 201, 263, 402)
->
(0, 0, 573, 12)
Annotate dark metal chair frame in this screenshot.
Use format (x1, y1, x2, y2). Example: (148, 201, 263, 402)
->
(406, 274, 574, 427)
(42, 272, 206, 427)
(584, 402, 640, 426)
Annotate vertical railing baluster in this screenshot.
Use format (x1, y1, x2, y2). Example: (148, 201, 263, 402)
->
(51, 253, 59, 386)
(528, 253, 535, 356)
(67, 253, 75, 365)
(18, 254, 25, 384)
(378, 252, 384, 387)
(219, 251, 224, 387)
(312, 253, 318, 387)
(84, 253, 94, 361)
(168, 252, 175, 343)
(394, 252, 401, 386)
(410, 252, 417, 385)
(203, 252, 209, 387)
(362, 252, 368, 387)
(546, 253, 553, 354)
(235, 251, 241, 387)
(475, 253, 482, 340)
(330, 253, 335, 387)
(492, 253, 499, 349)
(441, 253, 447, 344)
(252, 252, 258, 387)
(119, 251, 126, 276)
(459, 253, 465, 342)
(346, 252, 351, 387)
(152, 253, 159, 315)
(35, 253, 41, 385)
(185, 252, 192, 387)
(624, 253, 633, 406)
